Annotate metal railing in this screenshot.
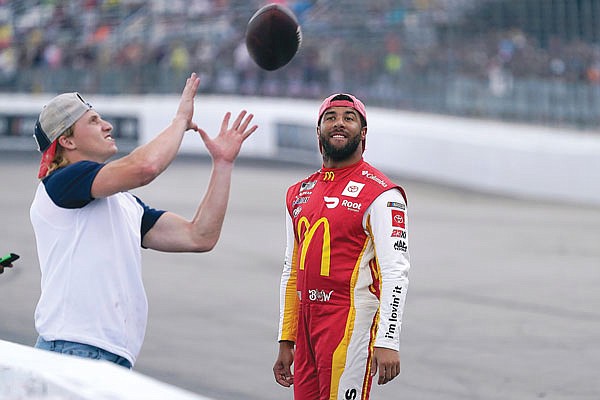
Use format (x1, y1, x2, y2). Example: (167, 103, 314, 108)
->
(3, 65, 599, 130)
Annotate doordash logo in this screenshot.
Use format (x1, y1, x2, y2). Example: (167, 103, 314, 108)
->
(324, 196, 339, 208)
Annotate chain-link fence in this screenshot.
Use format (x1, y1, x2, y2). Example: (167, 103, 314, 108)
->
(1, 0, 599, 129)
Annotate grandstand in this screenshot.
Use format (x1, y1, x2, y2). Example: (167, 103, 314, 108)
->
(0, 0, 599, 129)
(1, 2, 599, 400)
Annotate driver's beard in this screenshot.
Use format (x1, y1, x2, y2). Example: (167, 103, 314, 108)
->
(320, 133, 362, 162)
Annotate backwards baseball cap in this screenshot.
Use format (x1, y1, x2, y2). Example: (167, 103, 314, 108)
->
(34, 92, 93, 178)
(317, 93, 367, 126)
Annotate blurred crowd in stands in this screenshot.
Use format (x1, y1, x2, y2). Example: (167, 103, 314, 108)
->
(0, 0, 599, 127)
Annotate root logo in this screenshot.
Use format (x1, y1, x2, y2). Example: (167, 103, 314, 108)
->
(341, 199, 361, 212)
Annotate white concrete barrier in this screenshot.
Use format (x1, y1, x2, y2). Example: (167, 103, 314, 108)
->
(365, 108, 600, 205)
(1, 94, 599, 205)
(0, 339, 212, 400)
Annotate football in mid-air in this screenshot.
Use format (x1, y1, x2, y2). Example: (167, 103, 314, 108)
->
(245, 3, 302, 71)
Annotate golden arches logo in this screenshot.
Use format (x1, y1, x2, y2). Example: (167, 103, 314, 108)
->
(323, 171, 335, 181)
(297, 216, 331, 276)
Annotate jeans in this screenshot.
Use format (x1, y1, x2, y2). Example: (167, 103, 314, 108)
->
(35, 337, 132, 369)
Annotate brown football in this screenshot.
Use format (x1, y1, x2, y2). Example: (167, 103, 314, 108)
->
(245, 3, 302, 71)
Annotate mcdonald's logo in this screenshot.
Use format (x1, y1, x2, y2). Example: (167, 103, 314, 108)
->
(323, 171, 335, 181)
(297, 216, 331, 276)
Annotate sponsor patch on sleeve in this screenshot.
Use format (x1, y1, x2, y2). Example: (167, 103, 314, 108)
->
(391, 229, 406, 238)
(387, 201, 406, 210)
(393, 240, 407, 252)
(391, 209, 405, 229)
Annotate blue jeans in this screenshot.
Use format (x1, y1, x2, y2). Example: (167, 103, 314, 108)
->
(35, 337, 132, 369)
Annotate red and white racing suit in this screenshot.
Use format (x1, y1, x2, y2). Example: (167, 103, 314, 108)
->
(278, 159, 410, 400)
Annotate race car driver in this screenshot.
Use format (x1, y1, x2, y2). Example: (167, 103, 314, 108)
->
(273, 93, 411, 400)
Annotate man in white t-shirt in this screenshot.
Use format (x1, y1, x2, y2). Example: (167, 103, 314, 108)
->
(30, 73, 257, 368)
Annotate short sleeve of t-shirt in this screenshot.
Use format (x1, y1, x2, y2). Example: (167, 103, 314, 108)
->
(43, 161, 104, 208)
(133, 196, 166, 238)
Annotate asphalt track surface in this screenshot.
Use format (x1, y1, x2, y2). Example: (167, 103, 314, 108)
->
(1, 153, 599, 400)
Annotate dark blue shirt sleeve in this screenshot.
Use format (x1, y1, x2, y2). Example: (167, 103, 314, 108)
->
(43, 161, 104, 208)
(133, 195, 166, 239)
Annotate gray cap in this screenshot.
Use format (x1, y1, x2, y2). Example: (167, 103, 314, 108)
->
(33, 92, 93, 152)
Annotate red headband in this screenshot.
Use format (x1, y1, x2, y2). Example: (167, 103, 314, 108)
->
(317, 94, 367, 125)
